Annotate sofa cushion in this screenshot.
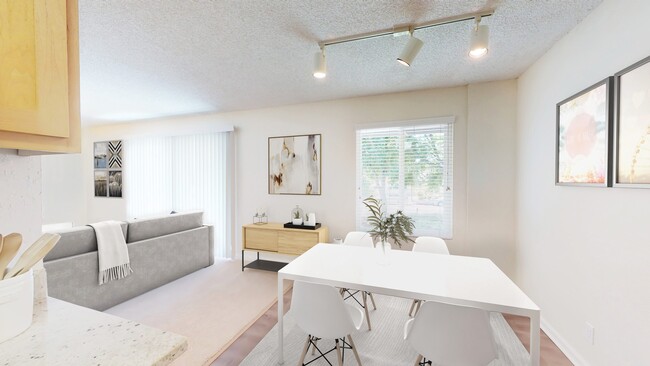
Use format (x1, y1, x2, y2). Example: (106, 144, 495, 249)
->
(126, 211, 203, 243)
(44, 223, 128, 261)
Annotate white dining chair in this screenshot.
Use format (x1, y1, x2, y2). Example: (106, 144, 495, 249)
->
(409, 236, 449, 316)
(404, 301, 497, 366)
(293, 281, 364, 366)
(412, 236, 450, 255)
(343, 231, 374, 247)
(341, 231, 376, 330)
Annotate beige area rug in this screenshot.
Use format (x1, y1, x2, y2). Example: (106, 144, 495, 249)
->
(242, 294, 531, 365)
(106, 259, 289, 366)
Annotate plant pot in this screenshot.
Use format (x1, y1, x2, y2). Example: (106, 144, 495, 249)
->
(292, 218, 303, 225)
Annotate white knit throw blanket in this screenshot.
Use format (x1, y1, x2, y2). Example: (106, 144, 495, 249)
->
(89, 221, 133, 285)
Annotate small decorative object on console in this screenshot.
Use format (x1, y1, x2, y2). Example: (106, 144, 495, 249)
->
(254, 208, 268, 225)
(253, 212, 268, 225)
(291, 205, 304, 225)
(304, 212, 316, 226)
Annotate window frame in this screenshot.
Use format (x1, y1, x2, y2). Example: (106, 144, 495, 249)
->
(355, 116, 455, 239)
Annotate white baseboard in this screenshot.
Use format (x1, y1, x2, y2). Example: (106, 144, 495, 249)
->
(541, 316, 590, 366)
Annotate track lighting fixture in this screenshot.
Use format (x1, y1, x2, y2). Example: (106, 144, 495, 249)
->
(397, 31, 424, 67)
(313, 46, 326, 79)
(469, 16, 489, 58)
(313, 10, 493, 78)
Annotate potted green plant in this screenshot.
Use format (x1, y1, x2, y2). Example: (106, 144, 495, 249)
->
(363, 196, 415, 255)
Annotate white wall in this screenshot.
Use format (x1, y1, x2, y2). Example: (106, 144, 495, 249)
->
(0, 149, 42, 258)
(65, 82, 517, 274)
(517, 0, 650, 364)
(468, 80, 517, 277)
(41, 153, 85, 226)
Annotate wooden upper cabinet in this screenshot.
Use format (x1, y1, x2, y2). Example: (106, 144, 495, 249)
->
(0, 0, 80, 153)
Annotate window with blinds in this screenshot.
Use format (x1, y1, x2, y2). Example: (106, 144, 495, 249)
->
(356, 119, 454, 239)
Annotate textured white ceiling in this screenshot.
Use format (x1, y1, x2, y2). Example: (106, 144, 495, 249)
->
(79, 0, 603, 124)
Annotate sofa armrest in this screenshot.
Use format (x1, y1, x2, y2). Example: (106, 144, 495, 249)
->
(205, 224, 215, 266)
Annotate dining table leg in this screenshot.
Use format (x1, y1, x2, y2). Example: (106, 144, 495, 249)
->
(277, 274, 284, 365)
(530, 311, 540, 366)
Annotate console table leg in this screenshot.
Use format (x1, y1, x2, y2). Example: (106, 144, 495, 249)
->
(241, 250, 244, 271)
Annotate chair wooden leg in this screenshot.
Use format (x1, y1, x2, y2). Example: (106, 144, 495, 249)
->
(311, 337, 318, 355)
(414, 354, 423, 366)
(298, 335, 311, 366)
(335, 339, 343, 366)
(408, 299, 417, 317)
(362, 291, 371, 331)
(347, 334, 362, 366)
(367, 292, 377, 310)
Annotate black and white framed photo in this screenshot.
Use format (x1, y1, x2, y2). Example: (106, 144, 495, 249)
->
(94, 171, 108, 197)
(109, 171, 123, 197)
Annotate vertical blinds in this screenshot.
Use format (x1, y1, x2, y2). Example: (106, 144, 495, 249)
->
(356, 121, 454, 239)
(124, 132, 232, 258)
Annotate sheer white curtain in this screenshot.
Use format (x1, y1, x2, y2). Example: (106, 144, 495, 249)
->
(124, 132, 232, 258)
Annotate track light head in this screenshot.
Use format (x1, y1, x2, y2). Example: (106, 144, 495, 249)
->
(397, 33, 424, 67)
(313, 48, 327, 79)
(469, 17, 489, 58)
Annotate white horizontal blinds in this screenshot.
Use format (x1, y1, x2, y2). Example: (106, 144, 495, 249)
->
(124, 137, 173, 219)
(356, 122, 454, 239)
(172, 133, 231, 258)
(124, 132, 233, 259)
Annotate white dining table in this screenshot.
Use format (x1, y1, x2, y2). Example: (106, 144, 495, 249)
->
(277, 243, 540, 366)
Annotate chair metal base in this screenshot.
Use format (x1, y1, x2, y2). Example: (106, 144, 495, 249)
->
(414, 355, 432, 365)
(299, 334, 362, 366)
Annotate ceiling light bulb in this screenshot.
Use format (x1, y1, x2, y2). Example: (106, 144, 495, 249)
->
(469, 24, 489, 58)
(313, 50, 326, 79)
(397, 35, 424, 67)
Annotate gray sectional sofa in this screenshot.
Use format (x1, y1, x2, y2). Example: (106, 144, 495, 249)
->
(44, 211, 214, 311)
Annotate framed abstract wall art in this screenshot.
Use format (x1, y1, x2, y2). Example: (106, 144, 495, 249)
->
(614, 55, 650, 187)
(556, 77, 613, 186)
(268, 134, 321, 195)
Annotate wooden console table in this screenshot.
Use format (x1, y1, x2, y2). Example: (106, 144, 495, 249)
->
(241, 223, 329, 271)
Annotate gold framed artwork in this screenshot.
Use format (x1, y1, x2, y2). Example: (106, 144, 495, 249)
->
(556, 78, 613, 186)
(614, 56, 650, 187)
(268, 134, 321, 195)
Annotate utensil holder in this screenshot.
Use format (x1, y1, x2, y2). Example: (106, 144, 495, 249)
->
(0, 269, 34, 343)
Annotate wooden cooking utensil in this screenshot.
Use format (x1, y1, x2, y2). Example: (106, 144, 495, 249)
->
(5, 233, 61, 279)
(0, 233, 22, 280)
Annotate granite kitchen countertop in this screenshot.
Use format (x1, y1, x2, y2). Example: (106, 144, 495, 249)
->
(0, 297, 187, 366)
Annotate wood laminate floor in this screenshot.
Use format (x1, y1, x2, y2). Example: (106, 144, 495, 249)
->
(212, 290, 573, 366)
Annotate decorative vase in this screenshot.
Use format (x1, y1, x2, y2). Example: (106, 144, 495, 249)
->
(291, 205, 304, 225)
(375, 241, 392, 265)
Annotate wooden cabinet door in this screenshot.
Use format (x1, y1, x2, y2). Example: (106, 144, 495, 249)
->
(0, 0, 70, 137)
(278, 231, 319, 255)
(244, 228, 278, 252)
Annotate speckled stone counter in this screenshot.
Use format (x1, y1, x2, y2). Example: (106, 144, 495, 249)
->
(0, 297, 187, 365)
